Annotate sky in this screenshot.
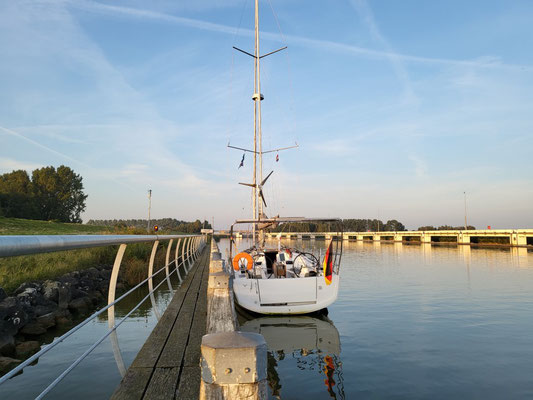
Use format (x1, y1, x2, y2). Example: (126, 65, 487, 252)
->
(1, 0, 532, 230)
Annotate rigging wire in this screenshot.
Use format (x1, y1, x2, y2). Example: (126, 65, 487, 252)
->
(266, 0, 298, 144)
(228, 0, 250, 141)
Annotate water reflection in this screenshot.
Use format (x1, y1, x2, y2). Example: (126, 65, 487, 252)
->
(239, 313, 345, 399)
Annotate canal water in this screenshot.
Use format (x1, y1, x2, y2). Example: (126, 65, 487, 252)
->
(1, 240, 532, 399)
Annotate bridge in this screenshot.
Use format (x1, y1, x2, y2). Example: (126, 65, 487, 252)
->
(265, 229, 533, 247)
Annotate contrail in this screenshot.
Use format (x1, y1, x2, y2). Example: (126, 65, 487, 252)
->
(69, 0, 532, 72)
(0, 125, 137, 192)
(0, 125, 91, 169)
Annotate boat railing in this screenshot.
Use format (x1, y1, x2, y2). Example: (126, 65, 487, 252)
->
(0, 233, 207, 398)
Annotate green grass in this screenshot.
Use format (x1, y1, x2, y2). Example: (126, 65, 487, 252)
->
(0, 242, 171, 294)
(0, 216, 112, 235)
(0, 217, 177, 293)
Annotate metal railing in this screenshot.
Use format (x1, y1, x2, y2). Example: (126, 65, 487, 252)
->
(0, 233, 207, 398)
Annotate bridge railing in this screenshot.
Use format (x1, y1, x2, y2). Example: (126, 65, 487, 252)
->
(0, 233, 207, 398)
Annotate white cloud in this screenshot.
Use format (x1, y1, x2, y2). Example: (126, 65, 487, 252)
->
(0, 157, 42, 173)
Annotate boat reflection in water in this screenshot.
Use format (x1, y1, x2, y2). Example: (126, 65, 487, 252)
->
(239, 312, 345, 399)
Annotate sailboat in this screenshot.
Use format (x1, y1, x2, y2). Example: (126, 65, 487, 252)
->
(228, 0, 343, 315)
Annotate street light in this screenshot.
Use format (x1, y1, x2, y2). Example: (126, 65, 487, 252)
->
(464, 191, 468, 230)
(147, 189, 152, 232)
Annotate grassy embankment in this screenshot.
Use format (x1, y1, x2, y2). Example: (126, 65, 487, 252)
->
(0, 217, 171, 293)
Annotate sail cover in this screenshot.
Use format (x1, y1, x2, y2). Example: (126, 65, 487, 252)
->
(323, 240, 333, 285)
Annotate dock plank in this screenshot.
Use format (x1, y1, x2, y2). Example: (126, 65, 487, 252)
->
(183, 262, 209, 367)
(142, 367, 180, 400)
(156, 271, 202, 368)
(130, 261, 202, 369)
(110, 247, 209, 400)
(175, 366, 201, 400)
(110, 367, 152, 400)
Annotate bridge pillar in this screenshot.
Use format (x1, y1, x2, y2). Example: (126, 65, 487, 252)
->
(458, 233, 470, 244)
(297, 234, 302, 240)
(325, 234, 332, 240)
(394, 234, 403, 242)
(511, 233, 527, 247)
(357, 235, 364, 241)
(421, 233, 431, 244)
(373, 235, 381, 242)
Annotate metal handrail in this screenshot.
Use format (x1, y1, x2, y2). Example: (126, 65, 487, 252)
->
(0, 234, 193, 258)
(0, 233, 207, 395)
(0, 250, 181, 384)
(36, 255, 192, 399)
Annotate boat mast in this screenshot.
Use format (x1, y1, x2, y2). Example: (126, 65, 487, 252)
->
(229, 0, 292, 245)
(253, 0, 264, 245)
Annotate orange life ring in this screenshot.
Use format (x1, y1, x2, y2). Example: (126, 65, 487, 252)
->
(233, 252, 254, 271)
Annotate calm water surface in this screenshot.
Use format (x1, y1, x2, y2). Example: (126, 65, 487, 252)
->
(1, 240, 532, 399)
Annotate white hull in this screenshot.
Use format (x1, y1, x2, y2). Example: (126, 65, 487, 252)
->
(233, 273, 340, 315)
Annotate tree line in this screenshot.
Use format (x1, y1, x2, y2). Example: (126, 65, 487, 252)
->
(417, 225, 476, 231)
(87, 218, 212, 233)
(0, 166, 87, 223)
(272, 219, 406, 233)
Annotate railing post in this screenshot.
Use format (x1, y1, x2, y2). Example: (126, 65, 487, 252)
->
(107, 244, 128, 378)
(165, 239, 174, 291)
(147, 241, 161, 320)
(174, 238, 183, 283)
(186, 236, 194, 271)
(107, 244, 128, 328)
(194, 236, 200, 260)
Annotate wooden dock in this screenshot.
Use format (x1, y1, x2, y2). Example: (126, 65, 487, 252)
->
(111, 247, 209, 400)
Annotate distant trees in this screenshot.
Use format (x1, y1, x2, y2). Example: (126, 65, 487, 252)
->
(0, 166, 87, 223)
(272, 219, 407, 233)
(87, 218, 212, 233)
(417, 225, 476, 231)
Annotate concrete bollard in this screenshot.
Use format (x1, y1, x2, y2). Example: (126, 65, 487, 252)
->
(200, 332, 267, 400)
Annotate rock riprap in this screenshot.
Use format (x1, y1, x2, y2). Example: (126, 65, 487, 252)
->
(0, 263, 121, 361)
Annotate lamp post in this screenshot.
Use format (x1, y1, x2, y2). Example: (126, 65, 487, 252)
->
(147, 189, 152, 232)
(464, 191, 468, 231)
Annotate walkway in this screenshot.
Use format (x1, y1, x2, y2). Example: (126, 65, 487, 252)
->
(111, 247, 209, 399)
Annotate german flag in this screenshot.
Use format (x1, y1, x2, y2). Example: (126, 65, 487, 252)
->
(323, 239, 333, 285)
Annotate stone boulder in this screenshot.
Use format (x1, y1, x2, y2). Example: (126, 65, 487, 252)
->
(36, 313, 56, 330)
(20, 322, 46, 336)
(0, 297, 29, 355)
(57, 283, 72, 309)
(34, 303, 57, 317)
(86, 267, 100, 280)
(15, 341, 40, 358)
(13, 282, 39, 296)
(0, 356, 21, 375)
(68, 297, 92, 315)
(42, 280, 60, 303)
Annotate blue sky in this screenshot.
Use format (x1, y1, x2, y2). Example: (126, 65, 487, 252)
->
(1, 0, 532, 229)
